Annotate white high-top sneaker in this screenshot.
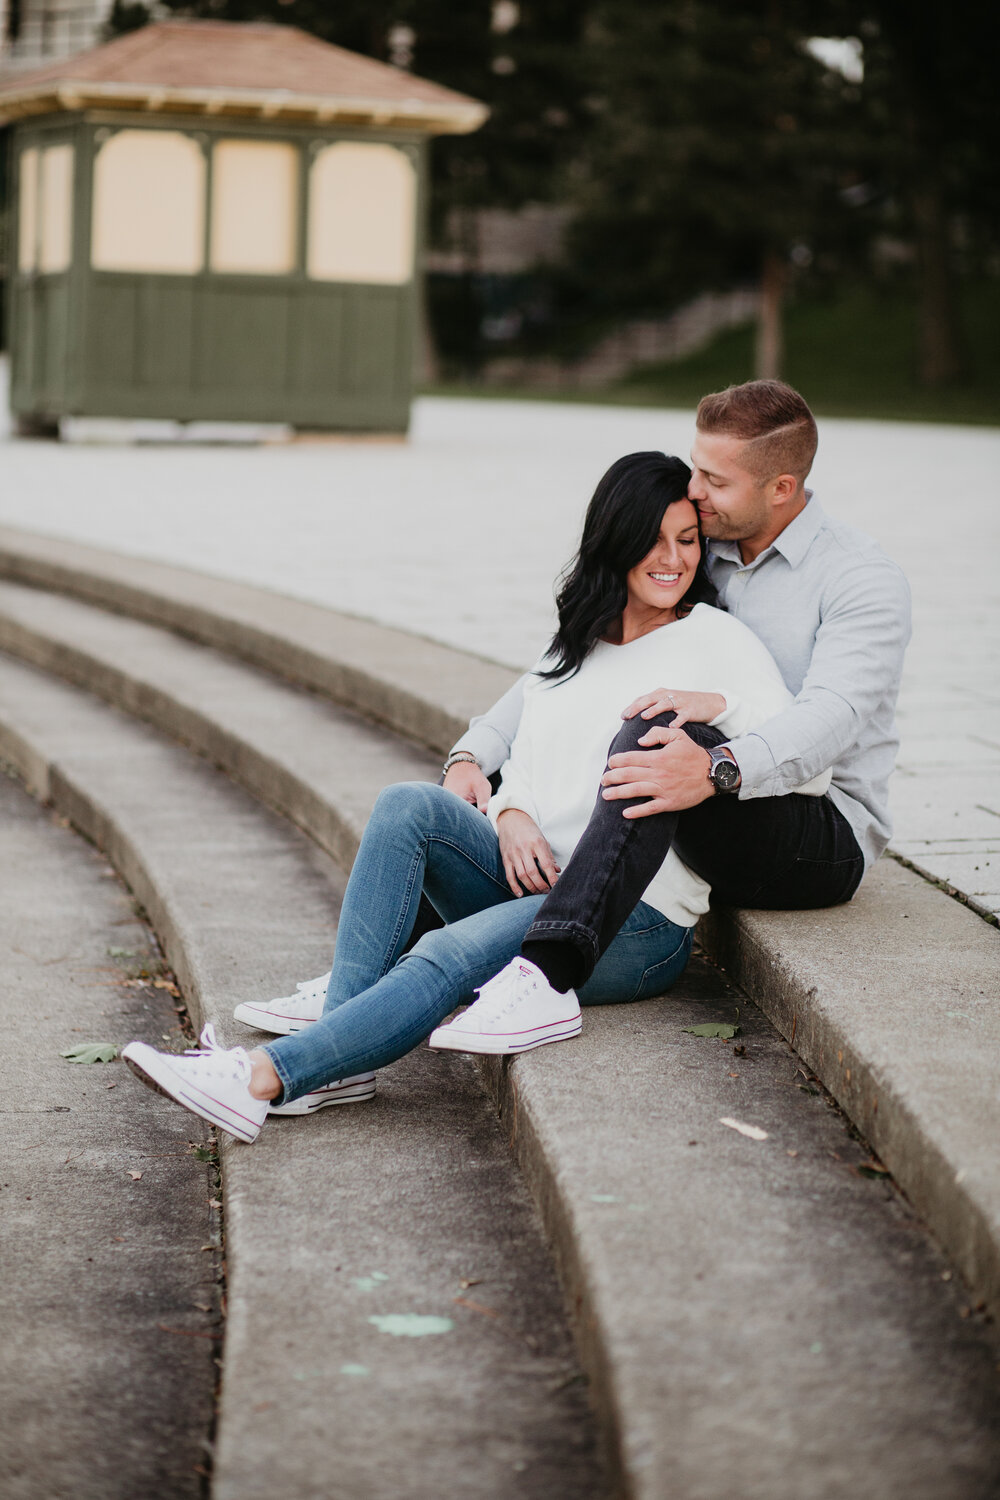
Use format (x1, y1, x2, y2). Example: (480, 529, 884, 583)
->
(428, 958, 581, 1056)
(123, 1023, 269, 1143)
(232, 972, 331, 1035)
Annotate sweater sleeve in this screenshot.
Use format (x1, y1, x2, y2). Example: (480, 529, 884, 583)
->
(487, 686, 543, 830)
(449, 674, 528, 777)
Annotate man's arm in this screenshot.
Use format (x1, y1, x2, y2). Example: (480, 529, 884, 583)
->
(602, 559, 911, 816)
(727, 560, 911, 799)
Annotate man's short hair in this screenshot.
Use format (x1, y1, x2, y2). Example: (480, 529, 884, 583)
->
(696, 380, 818, 486)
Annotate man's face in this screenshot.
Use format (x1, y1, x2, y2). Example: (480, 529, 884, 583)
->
(688, 430, 773, 543)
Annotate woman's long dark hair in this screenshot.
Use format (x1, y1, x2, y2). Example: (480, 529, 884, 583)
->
(539, 452, 715, 682)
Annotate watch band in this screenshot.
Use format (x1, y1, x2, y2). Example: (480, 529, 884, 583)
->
(707, 746, 741, 794)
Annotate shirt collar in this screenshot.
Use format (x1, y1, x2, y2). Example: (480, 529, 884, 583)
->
(707, 492, 822, 570)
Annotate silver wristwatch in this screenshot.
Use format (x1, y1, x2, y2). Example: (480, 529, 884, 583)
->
(707, 746, 741, 794)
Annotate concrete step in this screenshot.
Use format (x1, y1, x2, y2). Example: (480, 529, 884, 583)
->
(0, 769, 217, 1500)
(0, 656, 608, 1500)
(0, 576, 440, 873)
(1, 587, 999, 1495)
(0, 522, 517, 756)
(0, 532, 997, 1322)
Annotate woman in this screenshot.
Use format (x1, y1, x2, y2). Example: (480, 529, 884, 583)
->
(123, 453, 827, 1143)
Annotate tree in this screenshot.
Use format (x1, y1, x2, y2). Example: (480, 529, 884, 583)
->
(566, 0, 867, 379)
(838, 0, 1000, 385)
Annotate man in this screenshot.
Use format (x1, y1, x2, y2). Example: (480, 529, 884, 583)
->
(430, 379, 911, 1046)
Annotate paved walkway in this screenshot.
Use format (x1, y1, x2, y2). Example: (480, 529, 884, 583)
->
(2, 363, 997, 915)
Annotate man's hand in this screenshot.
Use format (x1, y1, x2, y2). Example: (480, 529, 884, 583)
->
(443, 760, 492, 813)
(621, 688, 727, 730)
(601, 725, 715, 818)
(496, 809, 561, 895)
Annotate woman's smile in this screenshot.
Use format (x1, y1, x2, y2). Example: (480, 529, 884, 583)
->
(622, 498, 701, 635)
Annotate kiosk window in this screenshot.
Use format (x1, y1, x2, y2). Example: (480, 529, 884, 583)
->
(308, 142, 415, 284)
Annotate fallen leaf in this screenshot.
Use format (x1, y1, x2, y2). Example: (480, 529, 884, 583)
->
(107, 946, 137, 958)
(682, 1022, 740, 1039)
(129, 1170, 143, 1180)
(733, 1045, 746, 1057)
(153, 979, 181, 997)
(60, 1042, 119, 1064)
(719, 1116, 769, 1141)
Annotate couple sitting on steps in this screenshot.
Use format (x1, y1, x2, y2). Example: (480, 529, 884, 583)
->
(123, 379, 911, 1143)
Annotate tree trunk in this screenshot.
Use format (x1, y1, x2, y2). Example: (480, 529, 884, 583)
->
(912, 177, 964, 386)
(755, 249, 785, 381)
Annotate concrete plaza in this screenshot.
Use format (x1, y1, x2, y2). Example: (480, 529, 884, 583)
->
(1, 367, 998, 916)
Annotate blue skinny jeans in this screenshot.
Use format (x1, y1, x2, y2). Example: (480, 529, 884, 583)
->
(262, 782, 693, 1103)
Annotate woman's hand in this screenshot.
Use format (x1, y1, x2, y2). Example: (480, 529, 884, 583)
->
(496, 809, 561, 896)
(443, 760, 492, 814)
(621, 688, 726, 731)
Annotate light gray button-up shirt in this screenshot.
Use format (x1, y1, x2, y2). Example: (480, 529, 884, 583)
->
(453, 497, 912, 870)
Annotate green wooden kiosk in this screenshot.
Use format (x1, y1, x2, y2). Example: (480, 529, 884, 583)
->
(0, 20, 485, 432)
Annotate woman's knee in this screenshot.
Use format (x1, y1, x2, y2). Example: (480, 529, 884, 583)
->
(608, 710, 677, 757)
(607, 713, 725, 759)
(371, 780, 446, 828)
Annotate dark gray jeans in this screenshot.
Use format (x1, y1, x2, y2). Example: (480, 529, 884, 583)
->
(521, 711, 865, 988)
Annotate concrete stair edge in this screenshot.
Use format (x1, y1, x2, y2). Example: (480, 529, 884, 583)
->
(0, 529, 998, 1322)
(0, 523, 519, 756)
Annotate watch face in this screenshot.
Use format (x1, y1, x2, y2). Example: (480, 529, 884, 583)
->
(712, 757, 740, 791)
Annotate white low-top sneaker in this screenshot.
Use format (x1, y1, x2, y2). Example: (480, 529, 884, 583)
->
(428, 958, 581, 1055)
(268, 1072, 376, 1115)
(122, 1023, 268, 1143)
(232, 971, 331, 1035)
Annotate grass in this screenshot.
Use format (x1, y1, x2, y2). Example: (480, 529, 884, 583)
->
(423, 281, 1000, 427)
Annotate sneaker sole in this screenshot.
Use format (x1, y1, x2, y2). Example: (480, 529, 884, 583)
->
(427, 1017, 582, 1055)
(122, 1042, 264, 1143)
(268, 1078, 377, 1114)
(232, 1001, 320, 1035)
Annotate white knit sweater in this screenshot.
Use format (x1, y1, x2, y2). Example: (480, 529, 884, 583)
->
(488, 604, 831, 928)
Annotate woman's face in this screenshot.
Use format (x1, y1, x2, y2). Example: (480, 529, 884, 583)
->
(624, 498, 701, 617)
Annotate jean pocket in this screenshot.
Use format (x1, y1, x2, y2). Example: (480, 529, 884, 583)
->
(631, 930, 694, 1002)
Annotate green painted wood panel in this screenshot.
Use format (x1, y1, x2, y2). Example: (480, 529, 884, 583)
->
(76, 273, 413, 428)
(197, 283, 292, 396)
(137, 278, 195, 391)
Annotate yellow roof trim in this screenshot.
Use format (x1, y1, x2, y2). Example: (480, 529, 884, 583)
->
(0, 78, 488, 133)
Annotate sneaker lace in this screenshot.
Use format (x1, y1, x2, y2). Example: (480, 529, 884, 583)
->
(184, 1023, 250, 1079)
(471, 963, 538, 1023)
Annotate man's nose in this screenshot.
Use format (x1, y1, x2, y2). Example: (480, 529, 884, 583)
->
(687, 473, 706, 501)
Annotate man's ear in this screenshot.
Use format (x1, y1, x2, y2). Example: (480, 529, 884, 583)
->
(772, 473, 798, 505)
